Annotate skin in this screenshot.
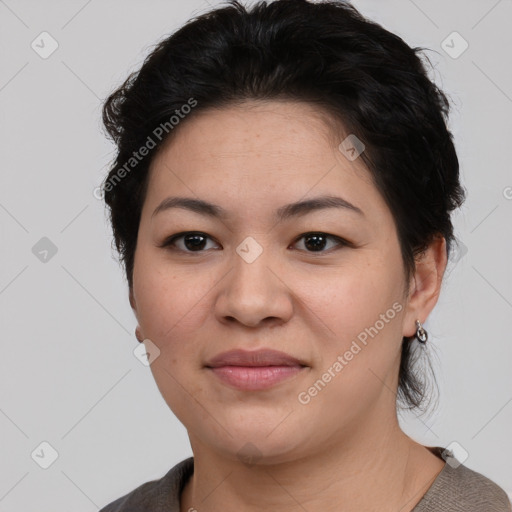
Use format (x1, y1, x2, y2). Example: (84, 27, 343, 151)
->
(129, 100, 447, 512)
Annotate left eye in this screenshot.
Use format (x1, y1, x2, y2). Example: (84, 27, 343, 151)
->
(291, 232, 347, 253)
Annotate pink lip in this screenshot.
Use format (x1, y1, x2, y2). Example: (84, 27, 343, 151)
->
(206, 348, 306, 368)
(205, 349, 308, 391)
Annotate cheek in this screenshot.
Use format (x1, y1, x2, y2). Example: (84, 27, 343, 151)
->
(296, 286, 404, 430)
(299, 258, 405, 391)
(134, 264, 213, 421)
(301, 258, 402, 339)
(134, 259, 215, 343)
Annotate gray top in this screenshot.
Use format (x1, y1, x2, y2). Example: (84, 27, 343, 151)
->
(99, 447, 512, 511)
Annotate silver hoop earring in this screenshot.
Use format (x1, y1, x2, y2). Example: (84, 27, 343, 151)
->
(415, 320, 428, 344)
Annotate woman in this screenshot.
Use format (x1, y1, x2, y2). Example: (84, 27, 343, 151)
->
(98, 0, 511, 510)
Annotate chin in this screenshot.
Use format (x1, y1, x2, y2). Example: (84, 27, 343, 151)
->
(192, 415, 310, 466)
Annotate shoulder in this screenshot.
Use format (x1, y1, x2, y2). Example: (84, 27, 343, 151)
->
(448, 464, 511, 510)
(414, 456, 511, 512)
(99, 457, 194, 512)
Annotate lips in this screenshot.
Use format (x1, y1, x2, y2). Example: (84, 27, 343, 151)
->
(205, 349, 307, 368)
(205, 349, 308, 391)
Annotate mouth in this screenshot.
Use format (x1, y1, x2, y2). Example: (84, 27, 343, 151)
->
(205, 349, 309, 391)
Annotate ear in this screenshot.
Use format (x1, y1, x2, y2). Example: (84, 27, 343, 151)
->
(402, 235, 447, 338)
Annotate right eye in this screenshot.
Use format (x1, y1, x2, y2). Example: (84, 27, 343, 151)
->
(159, 231, 221, 253)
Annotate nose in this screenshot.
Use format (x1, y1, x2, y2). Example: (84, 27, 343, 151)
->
(214, 244, 294, 328)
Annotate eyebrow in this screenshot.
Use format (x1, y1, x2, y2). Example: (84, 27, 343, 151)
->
(151, 195, 364, 221)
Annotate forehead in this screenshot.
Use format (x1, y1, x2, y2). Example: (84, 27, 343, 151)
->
(156, 100, 343, 160)
(143, 100, 386, 222)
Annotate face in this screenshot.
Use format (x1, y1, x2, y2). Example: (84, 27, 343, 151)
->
(130, 100, 415, 464)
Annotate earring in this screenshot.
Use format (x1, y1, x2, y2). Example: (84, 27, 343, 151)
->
(415, 320, 428, 344)
(135, 326, 144, 343)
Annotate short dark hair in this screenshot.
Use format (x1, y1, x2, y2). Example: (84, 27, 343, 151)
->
(101, 0, 466, 410)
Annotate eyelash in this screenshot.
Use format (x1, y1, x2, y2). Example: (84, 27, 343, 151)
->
(159, 231, 351, 255)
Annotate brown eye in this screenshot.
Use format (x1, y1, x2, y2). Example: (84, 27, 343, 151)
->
(292, 232, 348, 253)
(160, 232, 220, 253)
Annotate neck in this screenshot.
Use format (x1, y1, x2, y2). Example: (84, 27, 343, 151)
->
(180, 407, 444, 512)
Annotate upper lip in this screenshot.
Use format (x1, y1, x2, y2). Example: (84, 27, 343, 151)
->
(205, 349, 308, 368)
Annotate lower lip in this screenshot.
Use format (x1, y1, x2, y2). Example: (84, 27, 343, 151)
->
(208, 365, 306, 390)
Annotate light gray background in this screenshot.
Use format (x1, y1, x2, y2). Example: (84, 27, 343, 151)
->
(1, 0, 511, 510)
